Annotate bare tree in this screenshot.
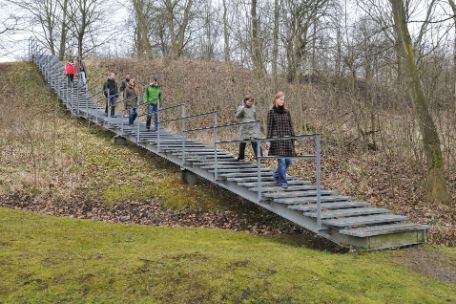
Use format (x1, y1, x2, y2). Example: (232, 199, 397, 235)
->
(390, 0, 450, 205)
(222, 0, 230, 63)
(160, 0, 194, 59)
(272, 0, 280, 86)
(132, 0, 154, 59)
(448, 0, 456, 111)
(251, 0, 264, 76)
(6, 0, 61, 55)
(282, 0, 331, 83)
(57, 0, 69, 60)
(67, 0, 108, 58)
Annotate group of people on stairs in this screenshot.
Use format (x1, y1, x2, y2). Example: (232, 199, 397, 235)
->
(100, 72, 161, 131)
(64, 57, 295, 189)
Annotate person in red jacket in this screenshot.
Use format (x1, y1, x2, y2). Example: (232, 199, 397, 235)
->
(64, 58, 77, 85)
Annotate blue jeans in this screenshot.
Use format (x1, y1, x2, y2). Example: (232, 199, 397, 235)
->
(105, 96, 116, 117)
(128, 107, 137, 125)
(273, 158, 292, 186)
(146, 103, 158, 130)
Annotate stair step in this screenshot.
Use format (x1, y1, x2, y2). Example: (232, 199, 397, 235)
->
(194, 161, 249, 167)
(249, 185, 318, 192)
(323, 214, 408, 228)
(185, 155, 236, 161)
(209, 168, 271, 173)
(221, 172, 274, 178)
(304, 207, 389, 219)
(264, 190, 334, 199)
(339, 223, 429, 237)
(165, 148, 218, 152)
(228, 176, 276, 182)
(173, 152, 232, 156)
(288, 201, 370, 212)
(239, 180, 312, 187)
(201, 164, 263, 169)
(274, 196, 351, 205)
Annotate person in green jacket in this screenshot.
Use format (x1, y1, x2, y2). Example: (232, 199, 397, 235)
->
(143, 78, 162, 130)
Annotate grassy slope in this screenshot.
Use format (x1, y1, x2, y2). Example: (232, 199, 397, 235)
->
(0, 207, 455, 304)
(0, 62, 239, 211)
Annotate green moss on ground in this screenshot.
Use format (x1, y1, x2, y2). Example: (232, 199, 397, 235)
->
(0, 208, 455, 304)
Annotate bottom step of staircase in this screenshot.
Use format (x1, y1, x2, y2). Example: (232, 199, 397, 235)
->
(337, 223, 429, 250)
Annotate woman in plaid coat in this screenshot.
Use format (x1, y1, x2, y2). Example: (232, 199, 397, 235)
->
(267, 91, 295, 189)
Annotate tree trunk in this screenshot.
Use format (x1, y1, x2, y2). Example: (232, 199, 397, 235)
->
(222, 0, 230, 63)
(58, 0, 69, 60)
(448, 0, 456, 112)
(390, 0, 450, 205)
(272, 0, 280, 88)
(174, 0, 193, 58)
(251, 0, 263, 76)
(133, 0, 153, 60)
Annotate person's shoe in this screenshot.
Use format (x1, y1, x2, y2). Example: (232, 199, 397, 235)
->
(280, 183, 288, 189)
(236, 157, 244, 161)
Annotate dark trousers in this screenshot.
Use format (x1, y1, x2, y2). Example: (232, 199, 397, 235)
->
(67, 74, 74, 85)
(105, 96, 116, 117)
(128, 108, 138, 125)
(238, 141, 262, 160)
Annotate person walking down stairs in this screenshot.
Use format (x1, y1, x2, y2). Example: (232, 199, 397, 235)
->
(103, 72, 118, 117)
(124, 79, 139, 125)
(236, 95, 262, 160)
(77, 56, 88, 90)
(267, 91, 296, 189)
(64, 58, 77, 85)
(120, 74, 131, 118)
(143, 78, 162, 131)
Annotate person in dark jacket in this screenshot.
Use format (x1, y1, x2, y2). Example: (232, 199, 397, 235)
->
(103, 72, 118, 117)
(236, 95, 262, 160)
(267, 91, 296, 189)
(124, 78, 138, 125)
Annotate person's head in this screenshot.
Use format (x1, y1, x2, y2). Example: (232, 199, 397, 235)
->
(244, 95, 255, 108)
(151, 78, 158, 85)
(129, 78, 136, 87)
(109, 72, 116, 80)
(272, 91, 286, 108)
(68, 58, 74, 63)
(126, 74, 131, 81)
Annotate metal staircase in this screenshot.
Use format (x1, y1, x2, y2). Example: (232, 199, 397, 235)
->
(31, 43, 429, 250)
